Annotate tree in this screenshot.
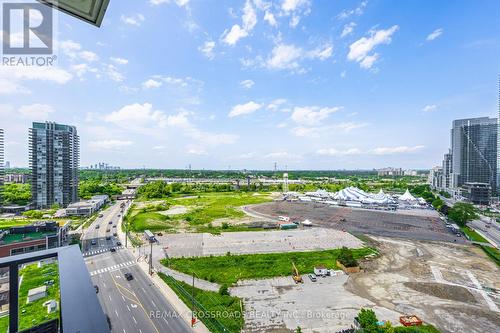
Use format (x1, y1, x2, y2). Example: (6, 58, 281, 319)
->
(431, 197, 444, 210)
(357, 308, 378, 331)
(448, 202, 478, 227)
(218, 284, 229, 296)
(337, 247, 358, 268)
(295, 327, 302, 333)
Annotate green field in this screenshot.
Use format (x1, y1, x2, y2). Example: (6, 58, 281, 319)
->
(162, 247, 375, 285)
(159, 273, 243, 333)
(127, 192, 272, 232)
(0, 219, 35, 230)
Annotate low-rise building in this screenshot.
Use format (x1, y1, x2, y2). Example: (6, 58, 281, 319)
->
(4, 173, 29, 184)
(0, 221, 69, 258)
(66, 195, 108, 217)
(377, 167, 403, 176)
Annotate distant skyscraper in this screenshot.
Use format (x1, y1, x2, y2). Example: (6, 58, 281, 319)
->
(451, 117, 498, 193)
(0, 129, 4, 205)
(29, 122, 80, 209)
(497, 75, 500, 194)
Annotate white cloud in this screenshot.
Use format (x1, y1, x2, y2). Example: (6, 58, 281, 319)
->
(89, 140, 133, 150)
(0, 66, 72, 84)
(338, 0, 368, 19)
(149, 0, 189, 6)
(266, 43, 303, 70)
(79, 50, 99, 62)
(121, 14, 145, 26)
(142, 79, 163, 89)
(426, 28, 443, 41)
(372, 145, 425, 155)
(221, 0, 257, 46)
(105, 64, 125, 82)
(282, 0, 309, 12)
(110, 57, 129, 65)
(317, 145, 424, 156)
(291, 106, 340, 126)
(307, 43, 333, 60)
(242, 0, 257, 31)
(229, 101, 262, 117)
(347, 25, 398, 69)
(222, 25, 248, 46)
(267, 98, 287, 111)
(0, 80, 30, 94)
(187, 148, 207, 155)
(153, 145, 166, 150)
(18, 104, 55, 119)
(104, 103, 166, 131)
(341, 22, 356, 38)
(240, 79, 255, 89)
(264, 11, 277, 27)
(199, 40, 215, 59)
(422, 104, 437, 112)
(264, 151, 302, 160)
(316, 148, 362, 156)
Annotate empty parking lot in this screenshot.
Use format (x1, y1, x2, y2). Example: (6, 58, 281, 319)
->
(247, 201, 465, 243)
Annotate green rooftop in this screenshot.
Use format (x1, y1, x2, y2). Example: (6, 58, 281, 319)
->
(1, 232, 55, 245)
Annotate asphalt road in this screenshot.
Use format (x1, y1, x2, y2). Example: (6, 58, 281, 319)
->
(469, 216, 500, 247)
(82, 201, 192, 333)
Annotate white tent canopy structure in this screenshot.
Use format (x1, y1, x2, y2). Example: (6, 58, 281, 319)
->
(399, 189, 417, 202)
(331, 187, 395, 205)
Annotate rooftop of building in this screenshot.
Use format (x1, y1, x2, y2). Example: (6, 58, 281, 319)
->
(0, 232, 55, 245)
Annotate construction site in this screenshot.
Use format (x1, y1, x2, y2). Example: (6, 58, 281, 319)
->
(227, 235, 500, 333)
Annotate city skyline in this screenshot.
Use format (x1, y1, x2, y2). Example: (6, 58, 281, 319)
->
(1, 0, 500, 169)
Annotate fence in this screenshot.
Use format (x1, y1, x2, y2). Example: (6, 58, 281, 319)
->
(159, 273, 233, 333)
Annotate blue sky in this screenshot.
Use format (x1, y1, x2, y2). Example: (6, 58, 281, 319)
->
(1, 0, 500, 169)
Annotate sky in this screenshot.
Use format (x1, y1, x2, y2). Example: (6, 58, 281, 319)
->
(1, 0, 500, 170)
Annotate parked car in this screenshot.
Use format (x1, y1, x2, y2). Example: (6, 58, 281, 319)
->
(113, 233, 117, 236)
(98, 214, 103, 218)
(91, 240, 97, 245)
(308, 274, 317, 282)
(124, 273, 134, 281)
(95, 224, 100, 229)
(108, 221, 112, 225)
(106, 236, 111, 240)
(110, 248, 116, 253)
(116, 241, 122, 246)
(94, 285, 99, 293)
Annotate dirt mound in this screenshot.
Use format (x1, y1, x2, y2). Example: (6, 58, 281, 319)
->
(404, 282, 477, 304)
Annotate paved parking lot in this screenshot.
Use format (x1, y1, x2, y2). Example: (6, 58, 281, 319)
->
(248, 201, 466, 243)
(155, 228, 364, 258)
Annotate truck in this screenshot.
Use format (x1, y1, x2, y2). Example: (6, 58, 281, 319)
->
(144, 230, 156, 242)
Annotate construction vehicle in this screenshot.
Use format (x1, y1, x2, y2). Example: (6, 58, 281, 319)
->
(292, 262, 303, 284)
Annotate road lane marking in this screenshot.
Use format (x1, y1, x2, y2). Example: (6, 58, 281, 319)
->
(110, 274, 160, 333)
(151, 300, 156, 307)
(132, 316, 137, 324)
(127, 305, 130, 312)
(115, 309, 119, 318)
(109, 295, 112, 301)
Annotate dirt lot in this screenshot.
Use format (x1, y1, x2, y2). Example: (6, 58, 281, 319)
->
(230, 236, 500, 333)
(348, 237, 500, 333)
(248, 201, 465, 243)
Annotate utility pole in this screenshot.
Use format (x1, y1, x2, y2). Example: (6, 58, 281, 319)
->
(149, 240, 153, 275)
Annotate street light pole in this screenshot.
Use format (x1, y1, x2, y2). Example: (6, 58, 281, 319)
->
(149, 240, 153, 275)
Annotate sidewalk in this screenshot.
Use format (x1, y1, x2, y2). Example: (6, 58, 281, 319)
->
(116, 202, 210, 332)
(157, 266, 220, 292)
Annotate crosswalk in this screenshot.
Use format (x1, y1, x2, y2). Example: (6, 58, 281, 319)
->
(89, 260, 136, 276)
(83, 246, 123, 257)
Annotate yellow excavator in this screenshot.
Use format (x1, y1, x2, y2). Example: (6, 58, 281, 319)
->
(292, 262, 303, 283)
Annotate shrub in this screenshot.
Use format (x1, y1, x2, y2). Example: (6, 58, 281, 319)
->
(219, 284, 229, 296)
(338, 247, 358, 267)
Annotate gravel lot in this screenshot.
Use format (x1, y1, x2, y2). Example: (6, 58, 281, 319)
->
(247, 201, 465, 243)
(155, 228, 363, 258)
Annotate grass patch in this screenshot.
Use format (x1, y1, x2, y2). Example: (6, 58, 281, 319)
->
(162, 247, 375, 285)
(18, 261, 60, 331)
(461, 226, 488, 243)
(128, 192, 272, 232)
(159, 273, 243, 333)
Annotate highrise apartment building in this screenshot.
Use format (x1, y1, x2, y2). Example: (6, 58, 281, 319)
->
(0, 129, 4, 206)
(450, 117, 498, 194)
(29, 122, 80, 209)
(442, 150, 453, 189)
